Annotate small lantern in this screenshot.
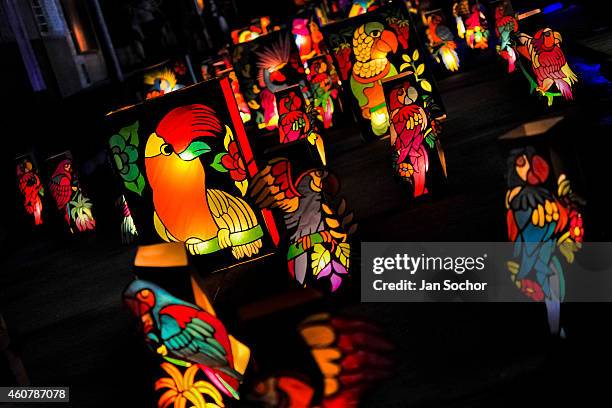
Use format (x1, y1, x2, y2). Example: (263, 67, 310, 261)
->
(106, 77, 280, 273)
(423, 9, 460, 72)
(382, 71, 447, 198)
(322, 1, 445, 140)
(231, 29, 310, 132)
(231, 16, 273, 44)
(141, 57, 196, 100)
(291, 13, 326, 63)
(305, 55, 343, 129)
(16, 153, 45, 227)
(453, 0, 490, 50)
(45, 151, 96, 233)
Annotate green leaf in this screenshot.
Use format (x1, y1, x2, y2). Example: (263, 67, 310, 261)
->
(211, 152, 229, 172)
(119, 121, 140, 147)
(126, 174, 145, 196)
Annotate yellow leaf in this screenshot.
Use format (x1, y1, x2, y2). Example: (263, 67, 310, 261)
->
(325, 217, 340, 228)
(412, 49, 419, 61)
(400, 63, 411, 72)
(322, 203, 334, 215)
(300, 325, 336, 347)
(416, 63, 425, 76)
(335, 242, 350, 268)
(420, 79, 432, 92)
(402, 54, 411, 62)
(235, 179, 248, 196)
(311, 243, 331, 276)
(223, 125, 234, 150)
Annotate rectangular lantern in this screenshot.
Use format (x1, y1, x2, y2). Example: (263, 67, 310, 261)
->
(305, 55, 343, 129)
(16, 153, 45, 227)
(45, 151, 96, 233)
(423, 9, 461, 73)
(321, 0, 445, 140)
(231, 16, 273, 44)
(106, 77, 280, 273)
(382, 71, 447, 198)
(231, 29, 310, 132)
(140, 56, 196, 101)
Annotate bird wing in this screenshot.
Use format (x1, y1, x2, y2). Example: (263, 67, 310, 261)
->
(436, 25, 454, 42)
(49, 175, 72, 209)
(206, 189, 258, 234)
(537, 48, 566, 79)
(250, 158, 301, 213)
(561, 63, 578, 85)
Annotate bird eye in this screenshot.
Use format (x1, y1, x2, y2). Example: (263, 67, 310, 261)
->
(515, 156, 526, 167)
(161, 144, 173, 156)
(140, 289, 151, 298)
(371, 30, 381, 38)
(397, 88, 404, 95)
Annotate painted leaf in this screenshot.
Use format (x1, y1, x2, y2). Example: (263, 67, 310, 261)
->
(325, 217, 340, 228)
(322, 203, 334, 215)
(420, 79, 432, 92)
(400, 63, 411, 72)
(402, 54, 411, 62)
(126, 173, 145, 196)
(412, 49, 419, 61)
(335, 242, 350, 268)
(235, 179, 248, 196)
(416, 63, 425, 76)
(311, 243, 331, 276)
(211, 153, 229, 173)
(120, 121, 140, 147)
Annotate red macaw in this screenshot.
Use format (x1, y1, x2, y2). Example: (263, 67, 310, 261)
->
(278, 91, 311, 143)
(17, 159, 44, 225)
(49, 159, 74, 225)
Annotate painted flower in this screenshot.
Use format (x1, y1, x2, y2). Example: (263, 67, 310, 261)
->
(156, 362, 224, 408)
(520, 279, 544, 301)
(70, 192, 96, 232)
(220, 141, 247, 182)
(317, 259, 348, 292)
(569, 210, 583, 242)
(173, 61, 188, 76)
(109, 121, 145, 195)
(398, 162, 414, 178)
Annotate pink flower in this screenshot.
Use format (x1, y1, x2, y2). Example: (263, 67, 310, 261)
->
(317, 260, 348, 292)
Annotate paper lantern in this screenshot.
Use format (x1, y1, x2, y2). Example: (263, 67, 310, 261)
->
(494, 1, 519, 73)
(275, 85, 322, 151)
(424, 9, 460, 72)
(16, 153, 45, 227)
(231, 16, 273, 45)
(305, 55, 342, 129)
(106, 77, 280, 272)
(141, 57, 195, 100)
(382, 71, 447, 198)
(322, 1, 445, 139)
(231, 29, 310, 131)
(123, 279, 250, 400)
(45, 151, 96, 233)
(250, 140, 356, 292)
(453, 0, 489, 50)
(291, 14, 326, 63)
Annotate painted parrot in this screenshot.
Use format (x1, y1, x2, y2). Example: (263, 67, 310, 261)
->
(506, 147, 583, 335)
(123, 280, 248, 399)
(144, 68, 184, 100)
(250, 159, 354, 291)
(144, 104, 263, 259)
(278, 91, 311, 144)
(464, 4, 489, 50)
(426, 14, 460, 72)
(308, 58, 338, 129)
(17, 159, 44, 225)
(350, 22, 399, 136)
(494, 5, 519, 73)
(49, 159, 75, 225)
(387, 81, 433, 197)
(516, 28, 578, 100)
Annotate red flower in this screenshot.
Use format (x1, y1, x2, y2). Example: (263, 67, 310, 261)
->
(520, 279, 544, 301)
(569, 209, 584, 242)
(221, 141, 247, 182)
(334, 45, 352, 81)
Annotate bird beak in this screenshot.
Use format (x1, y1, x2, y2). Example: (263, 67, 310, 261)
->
(178, 140, 211, 161)
(373, 30, 399, 57)
(553, 31, 562, 45)
(145, 133, 165, 158)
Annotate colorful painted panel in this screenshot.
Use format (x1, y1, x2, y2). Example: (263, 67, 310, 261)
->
(453, 0, 489, 50)
(494, 0, 519, 73)
(107, 78, 280, 271)
(142, 57, 195, 100)
(231, 16, 273, 44)
(124, 279, 250, 401)
(292, 14, 326, 62)
(322, 1, 445, 139)
(231, 29, 309, 131)
(305, 55, 342, 129)
(424, 10, 460, 72)
(250, 141, 356, 292)
(45, 151, 96, 233)
(505, 147, 584, 335)
(382, 71, 447, 198)
(16, 153, 44, 226)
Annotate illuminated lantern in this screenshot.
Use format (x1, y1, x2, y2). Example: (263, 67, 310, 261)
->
(291, 13, 326, 63)
(250, 140, 356, 292)
(201, 55, 252, 122)
(382, 71, 447, 198)
(107, 78, 280, 272)
(500, 118, 585, 336)
(305, 55, 342, 129)
(231, 16, 273, 45)
(231, 29, 310, 131)
(141, 57, 196, 100)
(322, 2, 445, 139)
(453, 0, 489, 50)
(45, 151, 96, 233)
(348, 0, 379, 17)
(124, 278, 250, 400)
(494, 1, 519, 73)
(16, 153, 45, 227)
(515, 28, 578, 105)
(424, 10, 460, 72)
